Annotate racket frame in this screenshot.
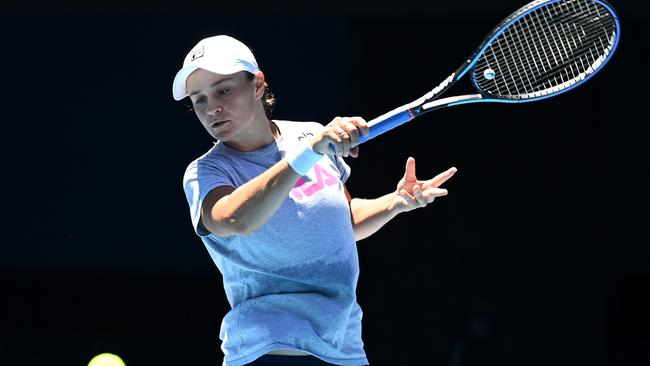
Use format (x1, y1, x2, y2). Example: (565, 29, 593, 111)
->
(358, 0, 620, 144)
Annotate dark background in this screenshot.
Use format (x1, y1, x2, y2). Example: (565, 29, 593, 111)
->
(1, 0, 648, 365)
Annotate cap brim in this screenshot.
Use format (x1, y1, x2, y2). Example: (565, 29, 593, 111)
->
(172, 66, 199, 101)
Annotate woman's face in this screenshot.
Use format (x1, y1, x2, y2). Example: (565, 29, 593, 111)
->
(186, 69, 263, 142)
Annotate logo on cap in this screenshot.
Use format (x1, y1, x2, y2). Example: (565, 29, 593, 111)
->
(190, 45, 205, 62)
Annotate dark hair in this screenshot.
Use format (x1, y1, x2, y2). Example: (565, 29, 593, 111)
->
(245, 72, 277, 119)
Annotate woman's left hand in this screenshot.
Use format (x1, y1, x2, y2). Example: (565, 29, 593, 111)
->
(393, 157, 457, 213)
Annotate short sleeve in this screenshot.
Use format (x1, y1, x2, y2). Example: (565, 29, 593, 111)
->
(182, 158, 236, 236)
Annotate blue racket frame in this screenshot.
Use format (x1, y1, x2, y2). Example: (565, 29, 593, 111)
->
(358, 0, 620, 144)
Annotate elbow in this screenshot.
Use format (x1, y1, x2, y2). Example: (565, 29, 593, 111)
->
(203, 214, 255, 237)
(351, 224, 368, 242)
(353, 230, 368, 242)
(224, 215, 252, 235)
(230, 219, 256, 236)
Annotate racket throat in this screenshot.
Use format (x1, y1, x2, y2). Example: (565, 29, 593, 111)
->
(422, 94, 484, 110)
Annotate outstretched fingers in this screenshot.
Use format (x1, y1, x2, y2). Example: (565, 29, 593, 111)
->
(399, 184, 448, 210)
(422, 167, 458, 189)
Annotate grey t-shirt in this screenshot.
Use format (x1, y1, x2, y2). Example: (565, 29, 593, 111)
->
(182, 120, 369, 366)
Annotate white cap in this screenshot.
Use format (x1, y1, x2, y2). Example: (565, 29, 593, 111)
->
(172, 35, 259, 101)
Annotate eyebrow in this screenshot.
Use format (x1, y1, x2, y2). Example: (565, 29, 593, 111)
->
(189, 77, 233, 96)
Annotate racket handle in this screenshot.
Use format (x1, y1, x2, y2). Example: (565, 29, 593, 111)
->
(359, 109, 414, 144)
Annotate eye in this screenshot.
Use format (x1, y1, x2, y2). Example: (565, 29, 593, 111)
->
(217, 89, 230, 97)
(193, 96, 206, 105)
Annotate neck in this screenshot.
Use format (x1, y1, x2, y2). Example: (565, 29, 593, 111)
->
(223, 106, 278, 152)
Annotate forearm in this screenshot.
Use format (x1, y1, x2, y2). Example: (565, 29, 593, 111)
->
(210, 160, 301, 235)
(350, 192, 401, 241)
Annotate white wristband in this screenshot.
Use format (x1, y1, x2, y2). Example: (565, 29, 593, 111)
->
(285, 143, 322, 176)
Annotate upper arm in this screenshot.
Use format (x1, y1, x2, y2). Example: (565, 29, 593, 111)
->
(200, 185, 237, 236)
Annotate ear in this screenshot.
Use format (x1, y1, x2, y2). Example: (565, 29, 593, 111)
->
(253, 71, 266, 99)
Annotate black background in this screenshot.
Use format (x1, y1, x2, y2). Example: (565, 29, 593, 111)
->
(1, 0, 648, 365)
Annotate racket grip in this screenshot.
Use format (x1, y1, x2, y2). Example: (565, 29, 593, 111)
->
(358, 109, 413, 144)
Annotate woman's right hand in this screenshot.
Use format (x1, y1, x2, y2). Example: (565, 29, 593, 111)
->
(309, 117, 369, 158)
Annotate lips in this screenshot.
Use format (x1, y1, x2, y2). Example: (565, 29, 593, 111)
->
(211, 120, 229, 128)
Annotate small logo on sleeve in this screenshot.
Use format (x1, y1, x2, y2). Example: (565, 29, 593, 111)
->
(298, 132, 314, 142)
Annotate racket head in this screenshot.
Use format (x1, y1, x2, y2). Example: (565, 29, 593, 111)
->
(465, 0, 620, 102)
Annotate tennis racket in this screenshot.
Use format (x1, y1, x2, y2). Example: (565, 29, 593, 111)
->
(358, 0, 620, 144)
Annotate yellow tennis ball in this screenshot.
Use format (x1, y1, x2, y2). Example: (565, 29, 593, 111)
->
(87, 353, 126, 366)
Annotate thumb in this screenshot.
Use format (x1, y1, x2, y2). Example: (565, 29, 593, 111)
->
(403, 156, 416, 181)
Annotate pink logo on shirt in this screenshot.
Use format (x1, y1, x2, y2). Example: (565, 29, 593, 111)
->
(290, 163, 338, 200)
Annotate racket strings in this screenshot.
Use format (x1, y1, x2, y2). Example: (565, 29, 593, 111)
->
(511, 7, 615, 72)
(491, 5, 615, 94)
(514, 1, 615, 78)
(481, 1, 616, 97)
(491, 15, 615, 94)
(473, 0, 617, 99)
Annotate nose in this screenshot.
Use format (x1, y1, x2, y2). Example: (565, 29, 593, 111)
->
(207, 99, 223, 116)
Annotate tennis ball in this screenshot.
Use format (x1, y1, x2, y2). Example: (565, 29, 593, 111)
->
(87, 353, 126, 366)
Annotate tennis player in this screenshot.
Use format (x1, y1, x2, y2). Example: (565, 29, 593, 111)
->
(174, 35, 457, 366)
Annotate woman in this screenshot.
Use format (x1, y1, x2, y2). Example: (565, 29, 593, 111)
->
(174, 35, 457, 366)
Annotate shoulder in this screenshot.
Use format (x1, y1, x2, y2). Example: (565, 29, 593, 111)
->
(183, 144, 221, 181)
(274, 120, 325, 145)
(274, 119, 325, 134)
(183, 156, 201, 183)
